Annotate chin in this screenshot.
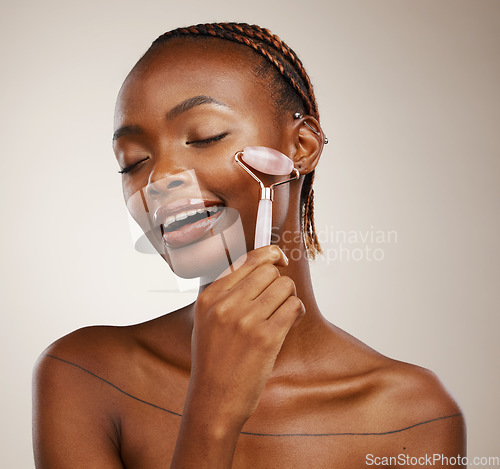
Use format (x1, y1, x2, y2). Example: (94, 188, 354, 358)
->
(148, 207, 248, 282)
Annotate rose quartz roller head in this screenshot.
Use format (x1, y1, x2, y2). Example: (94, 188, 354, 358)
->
(234, 146, 299, 249)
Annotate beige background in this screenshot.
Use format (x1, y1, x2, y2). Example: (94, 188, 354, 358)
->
(1, 0, 499, 466)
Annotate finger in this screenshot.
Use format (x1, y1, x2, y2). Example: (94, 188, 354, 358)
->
(250, 276, 297, 322)
(265, 296, 305, 341)
(213, 245, 288, 291)
(227, 263, 281, 304)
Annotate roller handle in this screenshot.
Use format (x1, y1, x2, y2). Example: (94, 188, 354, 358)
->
(254, 198, 272, 249)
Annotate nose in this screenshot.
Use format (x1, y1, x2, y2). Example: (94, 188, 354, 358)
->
(145, 167, 197, 198)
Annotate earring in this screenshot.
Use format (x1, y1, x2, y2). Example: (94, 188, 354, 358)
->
(293, 112, 329, 144)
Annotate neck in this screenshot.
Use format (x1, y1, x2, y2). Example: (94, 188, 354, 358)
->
(270, 240, 333, 374)
(193, 230, 333, 374)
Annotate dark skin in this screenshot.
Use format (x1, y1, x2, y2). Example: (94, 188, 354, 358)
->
(33, 38, 466, 468)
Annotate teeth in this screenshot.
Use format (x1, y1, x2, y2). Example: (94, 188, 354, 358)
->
(162, 206, 221, 229)
(164, 215, 175, 226)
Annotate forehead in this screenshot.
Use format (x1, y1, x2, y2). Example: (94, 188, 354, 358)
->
(115, 37, 271, 119)
(141, 36, 258, 70)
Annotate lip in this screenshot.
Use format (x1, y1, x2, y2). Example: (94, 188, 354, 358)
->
(154, 198, 226, 249)
(153, 198, 221, 225)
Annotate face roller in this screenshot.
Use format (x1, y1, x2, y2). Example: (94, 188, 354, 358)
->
(234, 146, 300, 249)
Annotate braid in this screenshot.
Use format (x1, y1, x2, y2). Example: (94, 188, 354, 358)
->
(152, 23, 319, 120)
(149, 22, 322, 258)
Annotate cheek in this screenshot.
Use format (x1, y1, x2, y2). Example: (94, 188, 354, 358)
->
(197, 153, 261, 209)
(210, 164, 295, 253)
(122, 177, 150, 227)
(199, 158, 262, 242)
(124, 184, 166, 255)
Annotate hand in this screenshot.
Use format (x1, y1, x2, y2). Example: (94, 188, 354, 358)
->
(187, 245, 305, 431)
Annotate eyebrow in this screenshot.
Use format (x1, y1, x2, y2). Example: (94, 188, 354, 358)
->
(165, 95, 229, 120)
(113, 95, 230, 141)
(112, 125, 144, 141)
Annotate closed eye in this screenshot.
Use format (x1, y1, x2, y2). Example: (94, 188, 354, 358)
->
(118, 156, 150, 174)
(186, 133, 228, 146)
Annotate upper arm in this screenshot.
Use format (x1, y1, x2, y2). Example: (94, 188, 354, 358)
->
(375, 364, 466, 468)
(33, 350, 124, 469)
(399, 411, 466, 468)
(405, 369, 466, 467)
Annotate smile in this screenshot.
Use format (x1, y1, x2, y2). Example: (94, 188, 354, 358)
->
(161, 205, 223, 233)
(158, 203, 225, 249)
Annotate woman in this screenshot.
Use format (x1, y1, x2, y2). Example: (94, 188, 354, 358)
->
(33, 22, 465, 468)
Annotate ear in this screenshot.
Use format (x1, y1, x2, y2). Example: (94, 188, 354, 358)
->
(287, 115, 326, 175)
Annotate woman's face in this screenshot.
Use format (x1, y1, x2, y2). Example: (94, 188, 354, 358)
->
(113, 38, 298, 278)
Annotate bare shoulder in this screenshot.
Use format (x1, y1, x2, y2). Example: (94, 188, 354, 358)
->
(33, 311, 191, 467)
(362, 356, 466, 463)
(35, 304, 190, 373)
(34, 324, 139, 382)
(370, 358, 463, 424)
(33, 324, 143, 422)
(32, 325, 134, 467)
(33, 307, 191, 413)
(38, 323, 131, 357)
(324, 326, 463, 427)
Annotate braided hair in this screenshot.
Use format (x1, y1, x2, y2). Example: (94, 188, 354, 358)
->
(144, 22, 322, 258)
